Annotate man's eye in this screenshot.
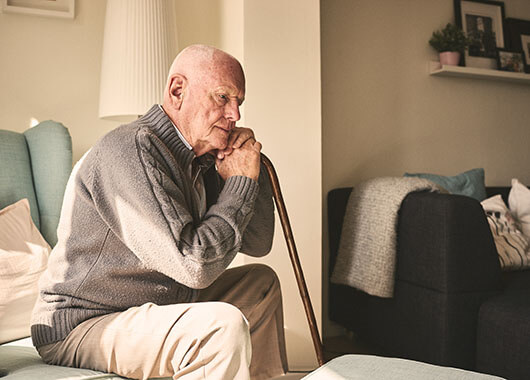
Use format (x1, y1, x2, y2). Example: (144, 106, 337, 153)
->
(219, 94, 228, 101)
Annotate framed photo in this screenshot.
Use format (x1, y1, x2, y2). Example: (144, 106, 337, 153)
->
(522, 35, 530, 73)
(504, 18, 530, 73)
(454, 0, 505, 69)
(496, 49, 525, 73)
(1, 0, 75, 19)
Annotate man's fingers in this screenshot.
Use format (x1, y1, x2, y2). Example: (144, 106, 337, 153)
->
(237, 136, 256, 149)
(231, 133, 250, 148)
(238, 138, 261, 152)
(216, 139, 262, 181)
(229, 127, 255, 149)
(227, 128, 238, 148)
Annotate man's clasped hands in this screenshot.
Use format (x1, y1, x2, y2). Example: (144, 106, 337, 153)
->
(215, 125, 262, 182)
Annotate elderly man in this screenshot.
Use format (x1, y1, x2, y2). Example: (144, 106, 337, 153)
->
(31, 45, 288, 380)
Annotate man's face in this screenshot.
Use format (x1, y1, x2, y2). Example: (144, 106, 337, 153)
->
(182, 65, 245, 156)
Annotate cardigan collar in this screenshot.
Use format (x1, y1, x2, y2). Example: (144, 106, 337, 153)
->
(139, 105, 215, 170)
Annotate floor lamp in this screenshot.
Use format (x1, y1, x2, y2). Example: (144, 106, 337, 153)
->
(99, 0, 177, 120)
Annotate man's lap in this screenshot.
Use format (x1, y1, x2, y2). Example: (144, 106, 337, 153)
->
(37, 301, 249, 379)
(35, 264, 282, 379)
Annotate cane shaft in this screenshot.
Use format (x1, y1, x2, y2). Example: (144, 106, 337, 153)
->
(260, 154, 325, 366)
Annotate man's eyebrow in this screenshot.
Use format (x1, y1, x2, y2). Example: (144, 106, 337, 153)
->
(214, 86, 244, 104)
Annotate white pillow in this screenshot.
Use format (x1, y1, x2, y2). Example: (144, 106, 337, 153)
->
(0, 199, 50, 344)
(508, 178, 530, 238)
(481, 195, 530, 271)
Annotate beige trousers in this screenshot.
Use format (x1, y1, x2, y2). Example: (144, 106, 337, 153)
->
(37, 264, 288, 380)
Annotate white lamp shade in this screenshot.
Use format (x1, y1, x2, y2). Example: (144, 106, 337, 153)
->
(99, 0, 178, 119)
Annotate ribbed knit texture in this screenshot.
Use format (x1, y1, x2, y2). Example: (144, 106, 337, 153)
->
(331, 177, 444, 298)
(31, 105, 274, 347)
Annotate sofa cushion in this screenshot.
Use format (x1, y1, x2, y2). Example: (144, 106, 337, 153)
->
(0, 199, 50, 344)
(481, 195, 530, 271)
(508, 178, 530, 239)
(0, 338, 173, 379)
(24, 121, 72, 246)
(0, 130, 40, 230)
(477, 293, 530, 380)
(303, 354, 504, 379)
(404, 168, 486, 201)
(502, 269, 530, 292)
(0, 344, 127, 379)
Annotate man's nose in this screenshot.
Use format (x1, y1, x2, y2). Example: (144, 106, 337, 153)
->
(225, 101, 241, 122)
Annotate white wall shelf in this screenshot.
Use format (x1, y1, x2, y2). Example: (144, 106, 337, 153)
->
(429, 61, 530, 84)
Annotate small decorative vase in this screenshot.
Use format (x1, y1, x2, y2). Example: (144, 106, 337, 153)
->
(439, 51, 461, 66)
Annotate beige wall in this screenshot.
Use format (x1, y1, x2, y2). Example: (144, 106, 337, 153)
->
(321, 0, 530, 336)
(177, 0, 322, 370)
(242, 0, 322, 370)
(0, 0, 110, 162)
(180, 0, 323, 370)
(1, 0, 321, 371)
(175, 0, 244, 63)
(0, 0, 242, 162)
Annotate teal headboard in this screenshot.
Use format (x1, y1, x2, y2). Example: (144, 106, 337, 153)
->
(0, 121, 72, 246)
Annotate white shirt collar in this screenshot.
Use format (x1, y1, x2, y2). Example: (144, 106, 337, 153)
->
(158, 104, 193, 151)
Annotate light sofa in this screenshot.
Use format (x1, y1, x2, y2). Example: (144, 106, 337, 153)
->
(0, 122, 129, 379)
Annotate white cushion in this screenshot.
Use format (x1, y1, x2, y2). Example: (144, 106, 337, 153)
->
(0, 199, 50, 344)
(508, 178, 530, 238)
(481, 195, 530, 271)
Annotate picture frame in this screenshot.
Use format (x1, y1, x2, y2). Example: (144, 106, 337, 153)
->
(496, 48, 526, 73)
(504, 18, 530, 73)
(1, 0, 75, 19)
(522, 35, 530, 73)
(454, 0, 505, 69)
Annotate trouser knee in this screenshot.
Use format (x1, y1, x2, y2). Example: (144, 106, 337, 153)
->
(247, 264, 281, 297)
(215, 302, 249, 332)
(205, 302, 250, 351)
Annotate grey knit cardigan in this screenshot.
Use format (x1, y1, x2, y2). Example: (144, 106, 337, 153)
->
(31, 105, 274, 347)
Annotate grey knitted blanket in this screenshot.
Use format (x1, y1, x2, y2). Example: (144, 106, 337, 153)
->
(330, 177, 443, 298)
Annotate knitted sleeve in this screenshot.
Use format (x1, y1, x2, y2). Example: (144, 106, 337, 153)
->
(90, 127, 259, 289)
(239, 162, 275, 257)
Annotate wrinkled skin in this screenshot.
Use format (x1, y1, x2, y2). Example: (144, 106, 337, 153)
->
(162, 45, 261, 181)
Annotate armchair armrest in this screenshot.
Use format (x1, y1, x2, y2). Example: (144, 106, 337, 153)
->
(397, 191, 503, 293)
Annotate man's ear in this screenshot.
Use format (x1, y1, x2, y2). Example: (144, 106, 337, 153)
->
(168, 74, 186, 109)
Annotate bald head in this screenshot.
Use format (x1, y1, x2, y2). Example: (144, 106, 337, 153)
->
(162, 45, 246, 156)
(165, 45, 245, 99)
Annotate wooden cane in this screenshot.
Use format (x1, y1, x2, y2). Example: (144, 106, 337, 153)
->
(260, 153, 325, 367)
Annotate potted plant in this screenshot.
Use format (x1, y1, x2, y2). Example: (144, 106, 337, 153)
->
(429, 23, 470, 66)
